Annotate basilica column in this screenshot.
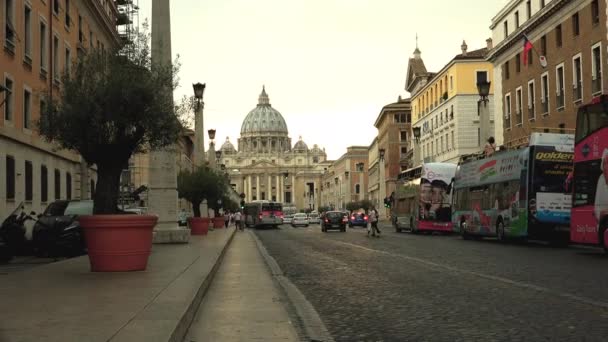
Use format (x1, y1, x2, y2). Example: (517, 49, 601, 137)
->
(256, 175, 260, 200)
(267, 174, 272, 200)
(247, 174, 252, 202)
(278, 175, 283, 203)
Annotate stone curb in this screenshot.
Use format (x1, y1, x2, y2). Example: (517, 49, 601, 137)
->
(249, 230, 335, 342)
(168, 227, 237, 342)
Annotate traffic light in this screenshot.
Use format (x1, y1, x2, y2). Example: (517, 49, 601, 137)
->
(383, 197, 391, 208)
(240, 200, 246, 209)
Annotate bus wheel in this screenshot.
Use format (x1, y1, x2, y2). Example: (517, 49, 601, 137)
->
(460, 222, 470, 240)
(496, 221, 506, 242)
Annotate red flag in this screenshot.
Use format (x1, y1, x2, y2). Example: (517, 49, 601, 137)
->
(523, 36, 533, 65)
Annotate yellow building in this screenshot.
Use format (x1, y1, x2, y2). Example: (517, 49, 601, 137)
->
(1, 0, 122, 218)
(408, 41, 496, 164)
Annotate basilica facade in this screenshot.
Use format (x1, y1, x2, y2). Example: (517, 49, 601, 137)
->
(221, 87, 329, 210)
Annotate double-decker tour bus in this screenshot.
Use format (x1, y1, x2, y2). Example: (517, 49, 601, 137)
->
(570, 95, 608, 251)
(453, 132, 574, 242)
(392, 163, 457, 233)
(243, 200, 283, 228)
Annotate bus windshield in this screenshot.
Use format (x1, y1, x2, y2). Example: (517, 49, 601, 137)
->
(576, 103, 608, 143)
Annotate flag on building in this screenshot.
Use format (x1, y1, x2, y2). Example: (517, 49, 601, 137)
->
(523, 35, 534, 65)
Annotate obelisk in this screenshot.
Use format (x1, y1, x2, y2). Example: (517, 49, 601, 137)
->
(149, 0, 190, 243)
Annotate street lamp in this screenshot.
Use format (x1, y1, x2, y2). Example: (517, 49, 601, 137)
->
(477, 80, 492, 151)
(208, 129, 216, 141)
(477, 80, 491, 105)
(193, 83, 205, 104)
(379, 148, 386, 160)
(412, 126, 421, 142)
(193, 83, 206, 166)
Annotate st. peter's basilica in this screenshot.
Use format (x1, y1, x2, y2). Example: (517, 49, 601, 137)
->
(220, 87, 328, 210)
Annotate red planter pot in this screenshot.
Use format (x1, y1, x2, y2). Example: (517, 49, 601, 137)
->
(79, 214, 158, 272)
(189, 217, 210, 235)
(213, 217, 224, 228)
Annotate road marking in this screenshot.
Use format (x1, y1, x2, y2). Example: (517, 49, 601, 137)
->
(334, 240, 608, 311)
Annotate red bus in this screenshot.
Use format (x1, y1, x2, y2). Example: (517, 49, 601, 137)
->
(571, 95, 608, 251)
(243, 200, 283, 228)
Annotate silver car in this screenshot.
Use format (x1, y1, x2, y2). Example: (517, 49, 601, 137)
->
(291, 213, 309, 227)
(283, 215, 294, 224)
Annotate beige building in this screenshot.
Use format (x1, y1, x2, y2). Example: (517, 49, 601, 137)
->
(487, 0, 605, 148)
(319, 146, 368, 210)
(222, 87, 328, 211)
(1, 0, 122, 218)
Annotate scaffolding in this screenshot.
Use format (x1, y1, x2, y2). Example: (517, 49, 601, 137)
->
(115, 0, 140, 47)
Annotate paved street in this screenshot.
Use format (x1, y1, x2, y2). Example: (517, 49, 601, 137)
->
(255, 223, 608, 342)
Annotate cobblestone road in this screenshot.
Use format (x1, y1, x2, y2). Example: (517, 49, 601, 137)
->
(255, 223, 608, 342)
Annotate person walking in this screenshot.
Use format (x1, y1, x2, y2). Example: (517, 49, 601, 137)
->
(368, 206, 380, 237)
(234, 211, 243, 231)
(224, 211, 230, 228)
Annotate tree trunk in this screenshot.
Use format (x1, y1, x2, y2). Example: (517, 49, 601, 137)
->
(192, 201, 201, 217)
(93, 162, 124, 215)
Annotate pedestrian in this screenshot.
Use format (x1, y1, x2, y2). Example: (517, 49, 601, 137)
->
(178, 208, 188, 227)
(235, 211, 243, 231)
(484, 136, 497, 158)
(368, 206, 380, 237)
(224, 211, 230, 228)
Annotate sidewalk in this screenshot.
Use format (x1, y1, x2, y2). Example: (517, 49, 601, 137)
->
(0, 227, 235, 342)
(184, 230, 300, 342)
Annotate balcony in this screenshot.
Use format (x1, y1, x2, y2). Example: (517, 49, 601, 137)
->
(592, 76, 602, 95)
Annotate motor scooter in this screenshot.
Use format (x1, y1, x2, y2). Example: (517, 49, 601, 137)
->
(31, 211, 87, 258)
(0, 202, 35, 262)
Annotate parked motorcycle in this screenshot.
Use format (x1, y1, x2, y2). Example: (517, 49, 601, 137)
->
(0, 202, 34, 262)
(31, 200, 88, 258)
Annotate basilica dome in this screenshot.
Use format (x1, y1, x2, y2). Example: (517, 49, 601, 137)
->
(220, 137, 237, 154)
(240, 86, 288, 136)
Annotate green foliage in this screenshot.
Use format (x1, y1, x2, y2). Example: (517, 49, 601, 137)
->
(37, 25, 185, 214)
(359, 199, 373, 211)
(345, 201, 361, 212)
(177, 167, 228, 217)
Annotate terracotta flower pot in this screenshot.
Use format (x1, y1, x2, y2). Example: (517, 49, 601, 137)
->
(79, 214, 157, 272)
(213, 217, 224, 228)
(189, 217, 210, 235)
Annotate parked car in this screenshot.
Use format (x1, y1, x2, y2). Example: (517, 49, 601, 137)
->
(307, 213, 319, 224)
(283, 215, 294, 224)
(291, 213, 309, 227)
(321, 211, 347, 232)
(348, 212, 368, 228)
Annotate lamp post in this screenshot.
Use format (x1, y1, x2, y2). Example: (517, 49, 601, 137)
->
(193, 83, 206, 166)
(476, 80, 492, 151)
(412, 126, 421, 167)
(208, 129, 217, 169)
(378, 148, 386, 218)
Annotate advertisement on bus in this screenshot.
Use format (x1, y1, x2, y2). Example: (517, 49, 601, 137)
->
(418, 163, 457, 231)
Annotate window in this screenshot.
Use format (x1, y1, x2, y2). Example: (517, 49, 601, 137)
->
(515, 53, 521, 72)
(89, 30, 94, 49)
(6, 156, 15, 200)
(556, 64, 565, 109)
(476, 71, 488, 84)
(400, 131, 407, 141)
(40, 21, 48, 72)
(440, 136, 444, 152)
(540, 35, 547, 55)
(451, 131, 455, 150)
(592, 43, 603, 94)
(355, 184, 360, 194)
(25, 161, 33, 201)
(53, 35, 60, 81)
(592, 0, 600, 24)
(65, 46, 71, 74)
(41, 165, 48, 202)
(65, 0, 70, 27)
(53, 0, 59, 15)
(54, 169, 61, 200)
(4, 0, 15, 49)
(78, 15, 83, 42)
(24, 4, 32, 60)
(450, 76, 453, 90)
(526, 1, 531, 19)
(503, 21, 508, 39)
(504, 93, 512, 129)
(4, 77, 14, 121)
(504, 61, 510, 80)
(572, 54, 582, 102)
(572, 13, 579, 36)
(39, 99, 46, 121)
(66, 172, 72, 200)
(23, 88, 32, 129)
(90, 179, 95, 197)
(556, 24, 562, 47)
(515, 87, 523, 125)
(541, 72, 549, 114)
(528, 80, 535, 120)
(515, 11, 520, 28)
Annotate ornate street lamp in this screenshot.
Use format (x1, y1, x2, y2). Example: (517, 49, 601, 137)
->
(379, 148, 386, 160)
(413, 126, 421, 142)
(208, 129, 216, 141)
(477, 80, 491, 104)
(193, 83, 205, 103)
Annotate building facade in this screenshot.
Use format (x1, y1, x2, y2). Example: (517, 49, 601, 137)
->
(1, 0, 120, 218)
(373, 96, 412, 218)
(319, 146, 368, 210)
(487, 0, 606, 148)
(223, 87, 328, 210)
(409, 42, 495, 164)
(366, 137, 380, 210)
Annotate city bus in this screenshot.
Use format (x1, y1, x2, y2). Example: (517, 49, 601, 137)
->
(570, 95, 608, 251)
(453, 132, 574, 242)
(243, 200, 283, 228)
(392, 163, 457, 233)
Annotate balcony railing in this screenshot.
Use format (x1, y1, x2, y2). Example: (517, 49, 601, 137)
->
(592, 76, 602, 94)
(556, 93, 565, 109)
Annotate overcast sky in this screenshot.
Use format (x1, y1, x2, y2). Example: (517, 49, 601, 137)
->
(137, 0, 508, 160)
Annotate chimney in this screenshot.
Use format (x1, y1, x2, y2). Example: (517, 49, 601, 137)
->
(486, 38, 493, 50)
(461, 40, 468, 55)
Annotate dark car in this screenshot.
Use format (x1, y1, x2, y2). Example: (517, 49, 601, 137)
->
(348, 212, 368, 228)
(321, 211, 347, 232)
